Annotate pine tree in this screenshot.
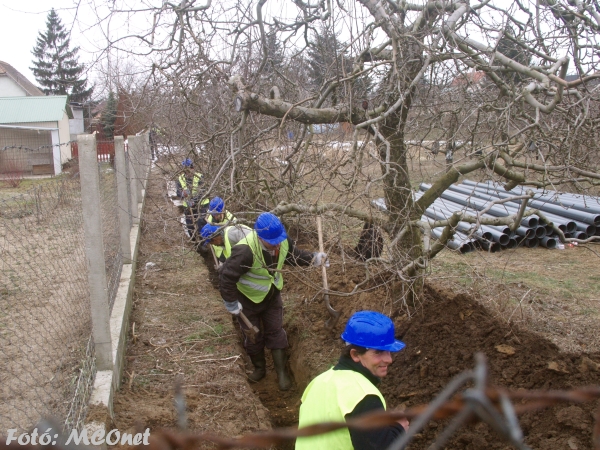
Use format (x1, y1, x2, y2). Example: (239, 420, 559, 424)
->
(101, 91, 117, 139)
(263, 30, 285, 84)
(496, 26, 531, 85)
(307, 25, 345, 90)
(30, 8, 93, 103)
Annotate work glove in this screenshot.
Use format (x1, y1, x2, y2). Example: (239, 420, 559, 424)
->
(312, 252, 330, 267)
(215, 261, 224, 272)
(224, 300, 242, 315)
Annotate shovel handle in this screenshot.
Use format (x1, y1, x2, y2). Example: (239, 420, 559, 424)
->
(316, 217, 340, 330)
(239, 311, 259, 334)
(316, 216, 329, 292)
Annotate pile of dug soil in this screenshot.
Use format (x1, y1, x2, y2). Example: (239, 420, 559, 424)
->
(385, 285, 600, 449)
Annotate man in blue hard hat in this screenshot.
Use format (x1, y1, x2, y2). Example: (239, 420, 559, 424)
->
(219, 212, 328, 391)
(203, 197, 237, 259)
(176, 159, 208, 241)
(296, 311, 408, 449)
(206, 196, 236, 226)
(200, 222, 252, 268)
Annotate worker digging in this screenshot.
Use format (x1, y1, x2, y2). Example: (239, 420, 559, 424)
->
(202, 196, 238, 261)
(175, 158, 209, 242)
(218, 212, 328, 391)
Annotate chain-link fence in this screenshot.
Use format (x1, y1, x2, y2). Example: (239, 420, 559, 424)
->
(0, 132, 150, 433)
(0, 176, 93, 433)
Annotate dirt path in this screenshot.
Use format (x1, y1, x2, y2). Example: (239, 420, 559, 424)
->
(111, 171, 272, 443)
(111, 168, 600, 449)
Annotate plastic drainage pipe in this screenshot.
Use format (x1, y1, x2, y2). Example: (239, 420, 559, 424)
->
(478, 239, 502, 252)
(450, 184, 539, 227)
(430, 228, 474, 253)
(468, 185, 577, 233)
(534, 226, 547, 238)
(545, 224, 555, 235)
(424, 201, 494, 241)
(424, 208, 488, 240)
(502, 185, 600, 216)
(525, 237, 539, 248)
(541, 237, 557, 249)
(503, 238, 518, 249)
(459, 183, 580, 231)
(573, 221, 596, 235)
(572, 231, 588, 240)
(515, 227, 535, 239)
(479, 225, 510, 245)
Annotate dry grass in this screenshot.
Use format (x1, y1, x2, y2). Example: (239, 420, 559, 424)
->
(429, 246, 600, 353)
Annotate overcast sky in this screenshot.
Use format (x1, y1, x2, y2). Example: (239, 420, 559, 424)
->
(0, 0, 107, 90)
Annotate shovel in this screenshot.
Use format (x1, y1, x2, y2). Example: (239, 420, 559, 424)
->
(316, 216, 341, 330)
(238, 311, 260, 344)
(209, 242, 259, 343)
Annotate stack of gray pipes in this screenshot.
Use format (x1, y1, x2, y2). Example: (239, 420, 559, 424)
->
(417, 180, 600, 253)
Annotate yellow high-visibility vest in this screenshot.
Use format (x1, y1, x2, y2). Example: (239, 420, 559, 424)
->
(178, 173, 205, 208)
(235, 231, 288, 303)
(296, 368, 386, 450)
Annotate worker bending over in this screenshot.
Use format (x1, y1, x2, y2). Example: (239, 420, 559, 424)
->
(176, 159, 208, 241)
(200, 222, 252, 265)
(296, 311, 408, 449)
(204, 197, 237, 259)
(206, 196, 236, 225)
(219, 213, 327, 390)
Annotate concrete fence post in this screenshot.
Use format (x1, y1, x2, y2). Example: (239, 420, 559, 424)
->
(130, 136, 144, 200)
(114, 136, 132, 263)
(78, 134, 113, 371)
(143, 131, 152, 186)
(128, 137, 139, 225)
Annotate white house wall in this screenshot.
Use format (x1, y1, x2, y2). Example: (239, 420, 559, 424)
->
(58, 111, 72, 163)
(0, 77, 28, 97)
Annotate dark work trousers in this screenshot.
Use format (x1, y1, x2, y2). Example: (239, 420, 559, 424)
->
(237, 291, 288, 355)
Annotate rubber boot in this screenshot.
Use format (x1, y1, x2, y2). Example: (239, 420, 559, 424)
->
(248, 349, 266, 382)
(271, 348, 292, 391)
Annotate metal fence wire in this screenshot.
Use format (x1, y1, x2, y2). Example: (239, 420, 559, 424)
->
(98, 162, 123, 313)
(0, 176, 94, 433)
(3, 355, 599, 450)
(0, 134, 149, 434)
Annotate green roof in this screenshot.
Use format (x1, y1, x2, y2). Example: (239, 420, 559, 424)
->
(0, 95, 67, 124)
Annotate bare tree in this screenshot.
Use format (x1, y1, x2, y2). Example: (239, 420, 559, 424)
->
(90, 0, 600, 302)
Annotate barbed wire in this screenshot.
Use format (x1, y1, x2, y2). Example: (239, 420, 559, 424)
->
(2, 354, 598, 450)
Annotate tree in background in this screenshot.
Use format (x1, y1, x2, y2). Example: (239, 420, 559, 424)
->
(307, 24, 346, 106)
(94, 0, 600, 306)
(101, 91, 117, 139)
(30, 8, 93, 104)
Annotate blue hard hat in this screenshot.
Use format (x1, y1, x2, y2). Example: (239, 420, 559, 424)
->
(254, 212, 287, 245)
(208, 197, 225, 214)
(341, 311, 406, 352)
(182, 158, 193, 167)
(200, 223, 220, 246)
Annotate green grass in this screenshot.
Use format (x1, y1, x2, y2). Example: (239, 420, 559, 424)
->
(431, 249, 600, 305)
(184, 322, 226, 342)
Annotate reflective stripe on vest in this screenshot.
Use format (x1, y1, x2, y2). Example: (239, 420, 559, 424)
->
(235, 231, 288, 303)
(178, 173, 202, 208)
(295, 369, 386, 450)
